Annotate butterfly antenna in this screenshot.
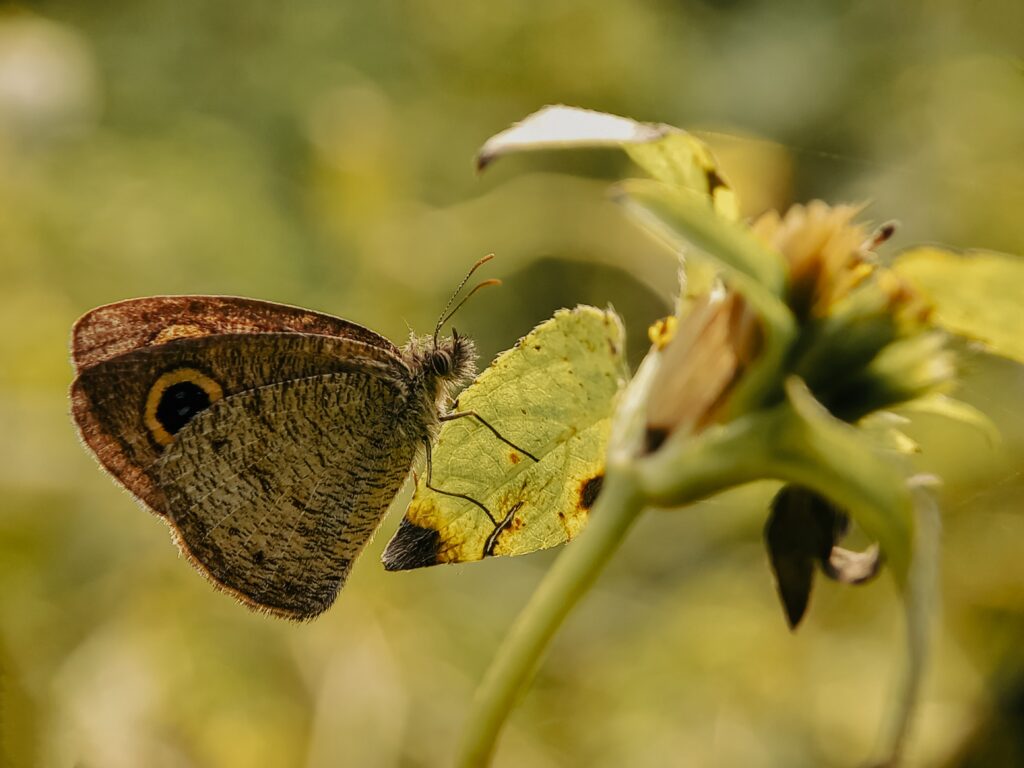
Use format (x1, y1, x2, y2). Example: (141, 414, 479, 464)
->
(433, 279, 501, 346)
(433, 254, 497, 346)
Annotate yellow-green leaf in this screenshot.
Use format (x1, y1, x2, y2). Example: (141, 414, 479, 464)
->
(897, 393, 1001, 445)
(614, 180, 796, 416)
(615, 179, 787, 306)
(624, 136, 738, 221)
(894, 247, 1024, 363)
(476, 105, 738, 219)
(382, 306, 628, 569)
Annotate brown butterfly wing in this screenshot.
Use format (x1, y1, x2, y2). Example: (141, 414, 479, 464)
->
(157, 372, 418, 619)
(71, 332, 402, 516)
(71, 295, 399, 372)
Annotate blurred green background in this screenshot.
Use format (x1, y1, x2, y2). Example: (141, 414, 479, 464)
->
(1, 1, 1022, 766)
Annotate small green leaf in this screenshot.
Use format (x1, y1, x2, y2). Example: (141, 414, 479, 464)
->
(615, 180, 788, 309)
(897, 393, 1001, 445)
(382, 306, 628, 569)
(476, 104, 738, 218)
(624, 137, 738, 220)
(615, 181, 796, 415)
(894, 247, 1024, 363)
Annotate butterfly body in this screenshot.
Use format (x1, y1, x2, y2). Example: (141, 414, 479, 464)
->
(71, 296, 476, 619)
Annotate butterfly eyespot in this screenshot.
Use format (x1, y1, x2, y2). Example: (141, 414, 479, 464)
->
(144, 367, 224, 447)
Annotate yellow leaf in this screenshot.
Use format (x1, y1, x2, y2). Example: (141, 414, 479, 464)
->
(383, 306, 628, 568)
(894, 247, 1024, 363)
(476, 105, 738, 218)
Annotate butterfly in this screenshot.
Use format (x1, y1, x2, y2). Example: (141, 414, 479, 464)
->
(69, 257, 526, 619)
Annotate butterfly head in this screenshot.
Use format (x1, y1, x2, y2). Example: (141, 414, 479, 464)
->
(403, 328, 477, 406)
(404, 254, 501, 408)
(429, 327, 476, 380)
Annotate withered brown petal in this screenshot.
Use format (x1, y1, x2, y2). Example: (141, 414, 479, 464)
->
(765, 487, 832, 629)
(824, 544, 883, 584)
(765, 486, 882, 629)
(766, 542, 815, 630)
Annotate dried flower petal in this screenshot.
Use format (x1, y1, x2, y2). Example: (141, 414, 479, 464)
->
(751, 201, 874, 318)
(644, 291, 761, 451)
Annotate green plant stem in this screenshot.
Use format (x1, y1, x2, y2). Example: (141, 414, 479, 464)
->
(877, 480, 940, 766)
(455, 469, 646, 767)
(637, 379, 914, 584)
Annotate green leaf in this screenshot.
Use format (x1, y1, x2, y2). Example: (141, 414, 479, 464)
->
(476, 104, 738, 218)
(624, 138, 738, 221)
(897, 393, 1001, 445)
(614, 180, 788, 311)
(615, 180, 796, 415)
(382, 306, 628, 569)
(894, 247, 1024, 363)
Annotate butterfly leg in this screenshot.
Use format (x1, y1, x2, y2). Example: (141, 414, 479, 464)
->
(423, 438, 499, 525)
(439, 410, 540, 462)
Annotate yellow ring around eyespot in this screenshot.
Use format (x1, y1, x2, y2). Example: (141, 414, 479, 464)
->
(144, 367, 224, 447)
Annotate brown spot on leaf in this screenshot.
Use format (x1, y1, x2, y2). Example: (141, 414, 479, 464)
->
(705, 168, 728, 196)
(509, 452, 521, 464)
(579, 473, 604, 510)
